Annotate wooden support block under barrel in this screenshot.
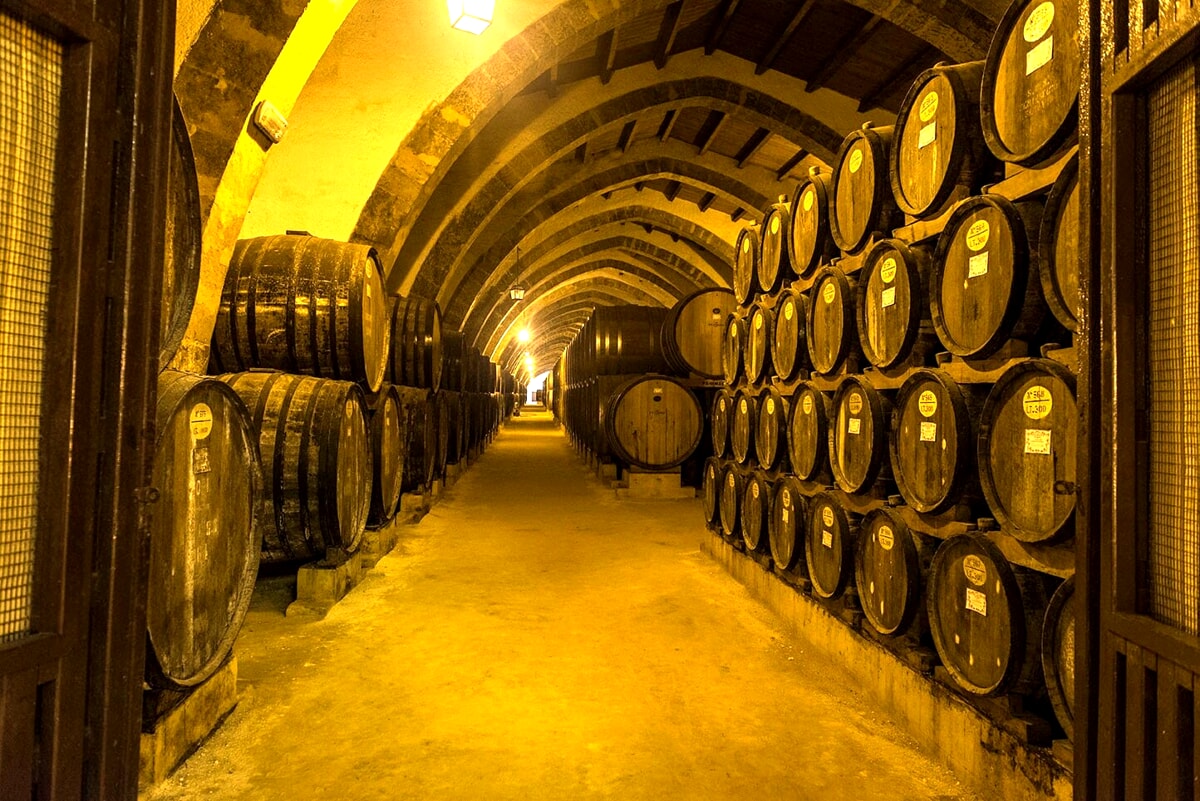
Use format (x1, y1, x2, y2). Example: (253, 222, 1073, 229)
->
(139, 658, 239, 789)
(287, 553, 368, 617)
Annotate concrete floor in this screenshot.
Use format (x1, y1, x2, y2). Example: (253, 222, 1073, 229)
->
(144, 409, 977, 801)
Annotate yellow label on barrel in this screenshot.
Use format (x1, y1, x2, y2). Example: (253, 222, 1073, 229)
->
(783, 488, 792, 506)
(918, 389, 938, 417)
(766, 398, 775, 415)
(802, 395, 813, 415)
(719, 398, 726, 412)
(1024, 1, 1056, 42)
(1023, 385, 1053, 419)
(784, 301, 794, 321)
(848, 148, 864, 174)
(878, 525, 894, 550)
(755, 312, 763, 330)
(739, 398, 748, 415)
(822, 282, 836, 304)
(803, 188, 815, 212)
(919, 90, 939, 122)
(189, 403, 213, 440)
(822, 506, 834, 527)
(966, 219, 990, 251)
(752, 482, 760, 499)
(963, 554, 988, 586)
(848, 393, 863, 415)
(743, 237, 751, 253)
(728, 473, 736, 488)
(770, 215, 780, 235)
(880, 258, 898, 283)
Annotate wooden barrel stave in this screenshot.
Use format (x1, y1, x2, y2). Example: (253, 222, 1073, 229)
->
(787, 382, 833, 482)
(720, 466, 745, 539)
(831, 125, 900, 254)
(604, 374, 703, 470)
(806, 492, 862, 600)
(702, 457, 722, 526)
(788, 170, 838, 278)
(722, 314, 746, 386)
(1039, 153, 1081, 332)
(731, 388, 757, 465)
(741, 471, 772, 553)
(771, 289, 808, 380)
(366, 384, 404, 526)
(161, 97, 202, 370)
(711, 389, 733, 458)
(769, 477, 808, 574)
(662, 288, 738, 379)
(1043, 575, 1076, 739)
(807, 267, 859, 375)
(396, 385, 437, 492)
(754, 387, 789, 472)
(744, 302, 774, 384)
(855, 507, 933, 636)
(758, 201, 793, 293)
(390, 296, 444, 392)
(831, 377, 892, 494)
(733, 227, 761, 305)
(856, 239, 938, 370)
(589, 305, 672, 376)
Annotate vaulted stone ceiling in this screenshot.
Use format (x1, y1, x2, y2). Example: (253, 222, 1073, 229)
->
(174, 0, 1005, 380)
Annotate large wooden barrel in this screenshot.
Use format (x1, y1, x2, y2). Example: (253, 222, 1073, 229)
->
(397, 386, 437, 492)
(856, 239, 937, 369)
(807, 267, 858, 375)
(744, 302, 773, 384)
(769, 477, 808, 573)
(788, 169, 838, 278)
(161, 97, 202, 370)
(772, 289, 807, 380)
(741, 471, 772, 553)
(431, 390, 451, 478)
(441, 331, 465, 392)
(388, 297, 443, 392)
(930, 195, 1046, 358)
(831, 377, 892, 494)
(702, 457, 722, 526)
(220, 371, 370, 562)
(603, 375, 703, 470)
(1043, 575, 1076, 740)
(366, 385, 404, 527)
(443, 390, 468, 465)
(733, 226, 761, 305)
(212, 235, 390, 392)
(662, 288, 738, 379)
(720, 466, 745, 539)
(831, 124, 899, 254)
(978, 359, 1077, 542)
(722, 314, 745, 385)
(980, 0, 1080, 166)
(754, 387, 788, 472)
(758, 199, 793, 293)
(589, 305, 671, 375)
(731, 389, 756, 465)
(890, 369, 987, 514)
(1039, 153, 1081, 332)
(787, 382, 832, 482)
(927, 533, 1050, 696)
(806, 492, 861, 600)
(147, 371, 262, 690)
(711, 389, 733, 457)
(890, 61, 1000, 219)
(855, 507, 933, 636)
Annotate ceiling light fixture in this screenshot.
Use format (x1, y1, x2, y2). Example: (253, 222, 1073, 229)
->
(448, 0, 493, 34)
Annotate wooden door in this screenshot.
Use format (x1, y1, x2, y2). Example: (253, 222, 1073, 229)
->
(0, 1, 171, 798)
(1088, 2, 1200, 798)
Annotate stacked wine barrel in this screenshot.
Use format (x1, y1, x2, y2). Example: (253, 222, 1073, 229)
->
(437, 331, 508, 472)
(703, 0, 1081, 742)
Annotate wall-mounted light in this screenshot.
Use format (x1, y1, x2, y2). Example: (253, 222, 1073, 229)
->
(509, 286, 525, 301)
(448, 0, 493, 34)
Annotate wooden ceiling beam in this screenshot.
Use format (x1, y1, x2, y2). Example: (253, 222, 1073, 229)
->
(575, 142, 588, 164)
(734, 127, 771, 168)
(704, 0, 742, 55)
(697, 192, 717, 213)
(804, 15, 883, 93)
(731, 207, 746, 222)
(856, 46, 937, 112)
(658, 108, 679, 143)
(618, 119, 638, 153)
(665, 180, 683, 202)
(755, 0, 817, 75)
(547, 62, 561, 98)
(597, 29, 618, 85)
(696, 110, 727, 156)
(654, 1, 685, 70)
(776, 148, 808, 182)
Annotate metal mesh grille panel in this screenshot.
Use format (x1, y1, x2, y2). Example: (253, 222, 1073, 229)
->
(1146, 55, 1200, 636)
(0, 14, 59, 644)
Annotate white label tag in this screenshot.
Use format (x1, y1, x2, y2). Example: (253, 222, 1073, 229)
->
(822, 530, 833, 548)
(848, 418, 861, 435)
(968, 252, 990, 278)
(920, 421, 937, 442)
(966, 588, 988, 616)
(918, 121, 937, 149)
(1026, 35, 1054, 75)
(881, 286, 896, 308)
(1025, 429, 1052, 454)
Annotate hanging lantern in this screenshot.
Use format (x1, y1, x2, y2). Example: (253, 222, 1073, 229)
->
(448, 0, 494, 34)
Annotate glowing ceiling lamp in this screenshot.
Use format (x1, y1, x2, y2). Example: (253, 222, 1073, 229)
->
(517, 327, 532, 344)
(509, 286, 525, 301)
(448, 0, 494, 34)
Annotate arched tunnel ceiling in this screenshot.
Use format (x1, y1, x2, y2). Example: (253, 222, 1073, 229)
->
(175, 0, 1002, 378)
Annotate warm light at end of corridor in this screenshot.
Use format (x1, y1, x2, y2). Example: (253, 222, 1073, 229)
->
(518, 327, 532, 344)
(449, 0, 494, 34)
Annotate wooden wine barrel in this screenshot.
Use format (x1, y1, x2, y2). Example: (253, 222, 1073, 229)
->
(147, 371, 262, 690)
(741, 471, 772, 553)
(441, 332, 465, 392)
(662, 288, 737, 379)
(160, 97, 202, 370)
(855, 507, 933, 636)
(788, 169, 837, 278)
(220, 371, 370, 562)
(769, 477, 808, 573)
(366, 384, 404, 527)
(604, 375, 703, 470)
(787, 382, 832, 482)
(856, 239, 937, 370)
(754, 387, 788, 472)
(758, 199, 793, 293)
(1039, 153, 1081, 332)
(807, 267, 858, 375)
(891, 370, 987, 514)
(978, 359, 1077, 542)
(212, 235, 390, 392)
(927, 533, 1050, 696)
(722, 315, 746, 385)
(388, 296, 443, 392)
(443, 390, 467, 465)
(702, 457, 722, 526)
(890, 61, 1000, 219)
(772, 289, 807, 380)
(1043, 575, 1076, 740)
(720, 466, 745, 539)
(805, 492, 861, 600)
(744, 302, 774, 384)
(831, 124, 899, 254)
(589, 305, 672, 376)
(930, 195, 1046, 358)
(831, 377, 891, 494)
(733, 226, 761, 305)
(731, 389, 756, 465)
(711, 390, 733, 457)
(980, 0, 1080, 166)
(431, 390, 451, 479)
(396, 386, 436, 492)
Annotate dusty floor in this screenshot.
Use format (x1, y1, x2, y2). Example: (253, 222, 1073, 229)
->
(144, 409, 977, 801)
